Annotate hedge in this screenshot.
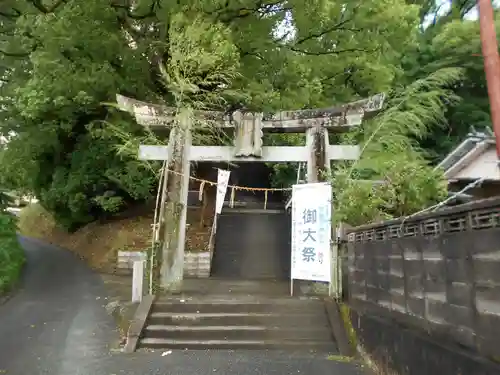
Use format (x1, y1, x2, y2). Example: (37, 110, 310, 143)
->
(0, 213, 25, 293)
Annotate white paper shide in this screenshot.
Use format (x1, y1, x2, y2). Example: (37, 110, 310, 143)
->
(215, 169, 231, 214)
(291, 183, 332, 282)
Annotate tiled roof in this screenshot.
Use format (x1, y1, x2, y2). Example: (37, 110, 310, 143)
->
(435, 131, 496, 174)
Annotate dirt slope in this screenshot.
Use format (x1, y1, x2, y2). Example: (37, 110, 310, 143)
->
(17, 203, 212, 271)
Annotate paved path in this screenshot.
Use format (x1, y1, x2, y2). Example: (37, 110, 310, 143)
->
(0, 236, 367, 375)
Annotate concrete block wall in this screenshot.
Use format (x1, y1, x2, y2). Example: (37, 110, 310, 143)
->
(347, 197, 500, 363)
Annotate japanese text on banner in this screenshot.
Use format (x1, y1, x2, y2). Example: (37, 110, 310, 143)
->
(291, 183, 332, 282)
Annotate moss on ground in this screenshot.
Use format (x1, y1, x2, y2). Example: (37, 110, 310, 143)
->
(339, 303, 358, 354)
(326, 354, 355, 363)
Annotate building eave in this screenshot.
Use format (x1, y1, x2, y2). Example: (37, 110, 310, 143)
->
(435, 132, 497, 179)
(442, 140, 493, 179)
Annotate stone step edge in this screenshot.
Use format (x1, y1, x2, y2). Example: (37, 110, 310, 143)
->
(145, 324, 331, 332)
(155, 294, 301, 300)
(140, 338, 336, 347)
(154, 299, 324, 305)
(151, 307, 326, 315)
(151, 312, 274, 317)
(149, 313, 328, 321)
(150, 312, 324, 318)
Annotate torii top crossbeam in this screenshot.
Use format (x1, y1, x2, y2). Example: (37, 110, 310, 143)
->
(116, 93, 385, 131)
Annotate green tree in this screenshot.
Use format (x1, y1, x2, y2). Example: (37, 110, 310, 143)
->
(0, 135, 25, 293)
(0, 211, 25, 294)
(334, 67, 463, 225)
(0, 0, 156, 229)
(400, 2, 494, 162)
(0, 0, 422, 229)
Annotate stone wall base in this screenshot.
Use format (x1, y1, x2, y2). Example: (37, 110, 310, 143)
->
(183, 251, 210, 278)
(292, 280, 330, 296)
(350, 307, 500, 375)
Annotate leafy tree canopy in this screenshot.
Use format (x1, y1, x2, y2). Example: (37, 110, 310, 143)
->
(0, 0, 423, 228)
(335, 67, 463, 225)
(400, 1, 496, 162)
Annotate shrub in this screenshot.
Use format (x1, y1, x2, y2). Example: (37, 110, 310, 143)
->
(0, 213, 25, 293)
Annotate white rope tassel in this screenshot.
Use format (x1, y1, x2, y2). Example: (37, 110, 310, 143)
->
(230, 187, 236, 208)
(264, 190, 268, 210)
(198, 181, 205, 201)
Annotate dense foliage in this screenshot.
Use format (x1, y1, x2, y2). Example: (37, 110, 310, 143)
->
(268, 1, 496, 224)
(401, 0, 493, 163)
(334, 68, 462, 225)
(0, 0, 496, 228)
(0, 212, 25, 294)
(0, 136, 25, 292)
(332, 1, 495, 224)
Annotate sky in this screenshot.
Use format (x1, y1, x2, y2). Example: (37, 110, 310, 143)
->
(277, 1, 500, 39)
(434, 0, 500, 21)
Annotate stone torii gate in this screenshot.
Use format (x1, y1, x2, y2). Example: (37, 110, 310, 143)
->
(116, 93, 385, 290)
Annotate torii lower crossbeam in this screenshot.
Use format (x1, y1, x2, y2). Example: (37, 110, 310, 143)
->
(139, 144, 360, 162)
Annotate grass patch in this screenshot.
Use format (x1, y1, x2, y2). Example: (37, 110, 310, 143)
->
(339, 303, 358, 352)
(338, 304, 401, 375)
(327, 354, 355, 363)
(0, 212, 25, 294)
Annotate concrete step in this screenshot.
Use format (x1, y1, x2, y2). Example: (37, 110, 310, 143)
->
(148, 312, 330, 327)
(141, 281, 336, 352)
(155, 295, 324, 304)
(166, 278, 290, 296)
(143, 324, 334, 341)
(139, 338, 337, 351)
(151, 300, 326, 314)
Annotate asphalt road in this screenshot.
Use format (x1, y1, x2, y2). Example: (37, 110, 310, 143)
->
(0, 236, 367, 375)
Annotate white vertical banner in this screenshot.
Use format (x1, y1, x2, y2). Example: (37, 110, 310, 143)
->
(291, 182, 332, 283)
(215, 169, 231, 214)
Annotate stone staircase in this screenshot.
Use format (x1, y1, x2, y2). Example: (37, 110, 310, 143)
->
(133, 202, 339, 352)
(211, 208, 291, 280)
(137, 280, 337, 352)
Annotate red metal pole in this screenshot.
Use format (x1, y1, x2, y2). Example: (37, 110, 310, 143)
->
(478, 0, 500, 158)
